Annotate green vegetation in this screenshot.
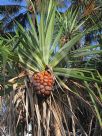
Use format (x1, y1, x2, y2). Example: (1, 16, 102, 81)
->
(0, 0, 102, 135)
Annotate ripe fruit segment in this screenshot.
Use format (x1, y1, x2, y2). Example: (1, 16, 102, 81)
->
(32, 71, 54, 97)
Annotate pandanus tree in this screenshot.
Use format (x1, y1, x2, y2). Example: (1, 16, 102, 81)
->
(0, 0, 102, 136)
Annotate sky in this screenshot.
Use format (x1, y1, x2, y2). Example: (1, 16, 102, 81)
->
(57, 0, 71, 13)
(0, 0, 27, 6)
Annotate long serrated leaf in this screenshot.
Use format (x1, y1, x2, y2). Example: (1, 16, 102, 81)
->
(39, 11, 45, 61)
(44, 8, 55, 64)
(73, 50, 102, 57)
(54, 68, 102, 83)
(49, 33, 83, 67)
(18, 48, 44, 70)
(18, 53, 39, 72)
(50, 27, 62, 55)
(27, 14, 39, 45)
